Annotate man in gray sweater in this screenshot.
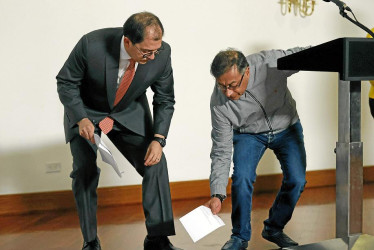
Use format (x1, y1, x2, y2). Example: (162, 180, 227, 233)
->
(205, 48, 308, 250)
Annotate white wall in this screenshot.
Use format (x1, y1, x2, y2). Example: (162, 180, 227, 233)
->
(1, 0, 374, 195)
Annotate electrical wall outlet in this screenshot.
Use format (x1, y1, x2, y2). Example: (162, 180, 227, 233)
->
(45, 162, 62, 173)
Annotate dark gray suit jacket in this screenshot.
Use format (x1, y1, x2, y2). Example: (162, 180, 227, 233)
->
(56, 28, 175, 143)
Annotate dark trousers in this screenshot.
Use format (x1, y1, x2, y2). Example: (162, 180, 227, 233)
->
(69, 125, 175, 242)
(231, 120, 307, 241)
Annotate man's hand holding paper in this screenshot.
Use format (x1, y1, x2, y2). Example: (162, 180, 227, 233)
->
(179, 205, 225, 243)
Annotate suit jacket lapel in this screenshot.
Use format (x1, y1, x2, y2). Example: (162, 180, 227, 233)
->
(105, 32, 122, 110)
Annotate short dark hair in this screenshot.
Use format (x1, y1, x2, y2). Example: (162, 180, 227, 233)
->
(210, 49, 249, 78)
(123, 12, 164, 44)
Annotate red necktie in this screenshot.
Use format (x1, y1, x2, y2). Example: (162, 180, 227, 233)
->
(99, 59, 136, 134)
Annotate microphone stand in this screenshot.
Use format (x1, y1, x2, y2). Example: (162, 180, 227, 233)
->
(338, 6, 374, 37)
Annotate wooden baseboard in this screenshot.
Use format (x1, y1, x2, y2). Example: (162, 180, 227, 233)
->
(1, 166, 374, 216)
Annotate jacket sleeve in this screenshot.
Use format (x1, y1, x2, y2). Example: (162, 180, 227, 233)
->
(150, 48, 175, 138)
(56, 35, 88, 127)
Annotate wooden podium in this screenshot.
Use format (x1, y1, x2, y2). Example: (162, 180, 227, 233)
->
(278, 38, 374, 249)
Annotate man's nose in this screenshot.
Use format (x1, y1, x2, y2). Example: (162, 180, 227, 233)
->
(225, 89, 233, 98)
(148, 53, 156, 60)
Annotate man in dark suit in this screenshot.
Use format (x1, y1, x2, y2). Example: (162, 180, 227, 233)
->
(56, 12, 180, 250)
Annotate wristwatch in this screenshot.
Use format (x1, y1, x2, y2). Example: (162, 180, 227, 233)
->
(153, 137, 166, 147)
(211, 194, 226, 203)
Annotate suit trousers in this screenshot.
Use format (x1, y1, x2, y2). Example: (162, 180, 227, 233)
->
(69, 125, 175, 242)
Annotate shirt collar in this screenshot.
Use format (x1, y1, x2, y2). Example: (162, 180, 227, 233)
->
(246, 65, 254, 91)
(120, 36, 132, 60)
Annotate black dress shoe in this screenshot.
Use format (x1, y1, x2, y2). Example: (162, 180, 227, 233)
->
(82, 237, 101, 250)
(144, 236, 182, 250)
(221, 236, 248, 250)
(261, 229, 298, 248)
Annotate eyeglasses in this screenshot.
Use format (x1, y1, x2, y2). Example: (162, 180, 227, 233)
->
(216, 73, 245, 91)
(134, 45, 163, 58)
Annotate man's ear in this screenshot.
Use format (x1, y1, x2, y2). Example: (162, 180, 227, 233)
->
(246, 66, 250, 76)
(123, 37, 131, 48)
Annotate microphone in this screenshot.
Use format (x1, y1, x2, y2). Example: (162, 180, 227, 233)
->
(323, 0, 351, 11)
(324, 0, 374, 38)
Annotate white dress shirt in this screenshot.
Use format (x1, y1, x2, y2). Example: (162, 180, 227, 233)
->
(117, 36, 138, 88)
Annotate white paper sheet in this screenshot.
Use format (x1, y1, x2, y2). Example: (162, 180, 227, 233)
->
(179, 205, 225, 242)
(94, 134, 123, 177)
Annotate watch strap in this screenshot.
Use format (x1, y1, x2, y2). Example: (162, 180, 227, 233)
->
(211, 194, 226, 203)
(153, 137, 166, 147)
